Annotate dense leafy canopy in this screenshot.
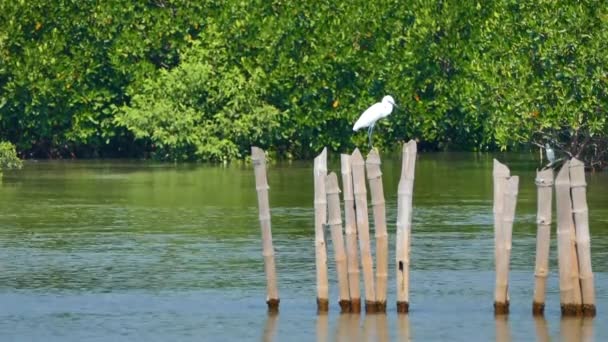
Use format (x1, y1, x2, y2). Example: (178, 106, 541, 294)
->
(1, 1, 606, 167)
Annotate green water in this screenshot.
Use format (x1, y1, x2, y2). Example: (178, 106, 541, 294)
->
(0, 153, 606, 341)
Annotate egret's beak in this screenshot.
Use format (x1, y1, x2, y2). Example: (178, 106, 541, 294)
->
(392, 101, 398, 108)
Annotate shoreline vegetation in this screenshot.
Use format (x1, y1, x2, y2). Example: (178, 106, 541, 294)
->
(1, 2, 606, 168)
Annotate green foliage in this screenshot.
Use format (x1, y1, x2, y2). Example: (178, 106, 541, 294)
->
(0, 142, 23, 170)
(0, 0, 206, 157)
(1, 0, 607, 166)
(472, 1, 608, 168)
(116, 22, 281, 162)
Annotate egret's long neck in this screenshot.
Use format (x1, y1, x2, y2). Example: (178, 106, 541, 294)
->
(383, 102, 393, 116)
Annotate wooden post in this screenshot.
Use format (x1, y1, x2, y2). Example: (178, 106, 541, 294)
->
(396, 140, 417, 313)
(493, 159, 510, 314)
(251, 147, 279, 312)
(351, 148, 377, 313)
(341, 154, 361, 313)
(555, 160, 583, 316)
(366, 149, 388, 313)
(502, 176, 519, 305)
(314, 148, 329, 312)
(569, 158, 596, 317)
(326, 172, 351, 313)
(532, 168, 553, 315)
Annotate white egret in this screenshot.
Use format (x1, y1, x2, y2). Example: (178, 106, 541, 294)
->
(545, 143, 555, 165)
(353, 95, 397, 147)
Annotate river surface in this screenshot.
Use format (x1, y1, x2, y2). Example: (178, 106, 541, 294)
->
(0, 152, 606, 341)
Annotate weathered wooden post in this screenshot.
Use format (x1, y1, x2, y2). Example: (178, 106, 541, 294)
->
(532, 168, 553, 315)
(570, 158, 596, 317)
(351, 148, 377, 313)
(555, 160, 583, 316)
(366, 149, 388, 313)
(314, 148, 329, 312)
(396, 140, 417, 313)
(251, 147, 279, 312)
(502, 176, 519, 305)
(493, 159, 510, 314)
(326, 172, 351, 313)
(341, 154, 361, 313)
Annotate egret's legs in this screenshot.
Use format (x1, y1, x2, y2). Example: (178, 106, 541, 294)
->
(367, 123, 375, 148)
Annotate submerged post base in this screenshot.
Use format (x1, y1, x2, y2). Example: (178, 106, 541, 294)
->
(582, 304, 597, 317)
(376, 301, 387, 313)
(317, 298, 329, 313)
(532, 302, 545, 316)
(494, 301, 509, 315)
(267, 298, 280, 313)
(396, 301, 409, 314)
(350, 298, 361, 313)
(560, 304, 583, 316)
(365, 301, 379, 313)
(339, 300, 352, 313)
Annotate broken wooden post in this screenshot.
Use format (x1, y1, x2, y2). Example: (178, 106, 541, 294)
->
(532, 168, 553, 315)
(493, 159, 510, 314)
(366, 149, 388, 313)
(341, 154, 361, 313)
(326, 172, 351, 313)
(396, 140, 417, 313)
(251, 147, 279, 312)
(351, 148, 377, 313)
(569, 158, 596, 317)
(555, 160, 583, 316)
(314, 148, 329, 312)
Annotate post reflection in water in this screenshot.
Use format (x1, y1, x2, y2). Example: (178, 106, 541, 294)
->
(397, 313, 411, 341)
(334, 314, 360, 342)
(330, 313, 394, 341)
(560, 316, 595, 342)
(376, 314, 389, 342)
(533, 316, 549, 342)
(362, 313, 376, 341)
(261, 312, 278, 342)
(495, 315, 511, 342)
(581, 317, 594, 341)
(316, 313, 329, 342)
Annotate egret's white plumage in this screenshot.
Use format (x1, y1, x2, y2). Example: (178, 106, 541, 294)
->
(353, 95, 397, 147)
(353, 95, 396, 131)
(545, 143, 555, 164)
